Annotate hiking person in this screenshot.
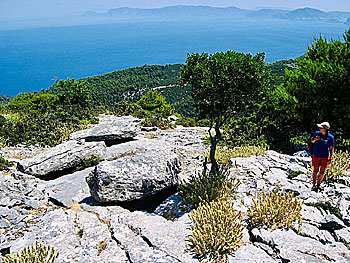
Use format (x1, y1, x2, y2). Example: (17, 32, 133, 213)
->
(311, 122, 334, 191)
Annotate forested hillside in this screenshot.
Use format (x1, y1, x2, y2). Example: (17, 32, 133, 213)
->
(45, 60, 294, 117)
(46, 64, 182, 107)
(0, 95, 12, 105)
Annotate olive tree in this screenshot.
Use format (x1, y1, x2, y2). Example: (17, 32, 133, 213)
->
(180, 51, 272, 172)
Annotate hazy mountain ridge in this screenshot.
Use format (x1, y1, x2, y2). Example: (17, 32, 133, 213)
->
(84, 5, 350, 24)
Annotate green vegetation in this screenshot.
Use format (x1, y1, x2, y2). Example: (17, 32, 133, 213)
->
(112, 90, 176, 129)
(178, 163, 239, 208)
(136, 90, 174, 118)
(269, 59, 297, 87)
(189, 197, 243, 262)
(180, 51, 273, 172)
(222, 29, 350, 153)
(1, 242, 59, 263)
(0, 80, 97, 146)
(205, 146, 267, 164)
(324, 150, 350, 182)
(0, 95, 12, 105)
(0, 155, 13, 170)
(281, 28, 350, 147)
(248, 190, 303, 230)
(75, 155, 100, 172)
(46, 64, 182, 108)
(287, 170, 304, 180)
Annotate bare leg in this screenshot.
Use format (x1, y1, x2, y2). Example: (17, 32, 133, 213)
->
(317, 167, 326, 186)
(312, 166, 320, 186)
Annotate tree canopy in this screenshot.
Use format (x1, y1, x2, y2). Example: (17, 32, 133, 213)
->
(282, 28, 350, 140)
(180, 51, 273, 170)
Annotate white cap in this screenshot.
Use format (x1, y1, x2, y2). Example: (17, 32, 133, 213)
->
(317, 122, 330, 130)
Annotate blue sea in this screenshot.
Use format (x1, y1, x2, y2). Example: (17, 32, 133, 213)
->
(0, 18, 348, 96)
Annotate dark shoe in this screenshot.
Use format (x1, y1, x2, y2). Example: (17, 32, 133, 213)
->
(311, 185, 317, 192)
(316, 185, 324, 192)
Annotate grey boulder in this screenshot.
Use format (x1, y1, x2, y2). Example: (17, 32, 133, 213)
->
(86, 147, 180, 203)
(17, 141, 106, 178)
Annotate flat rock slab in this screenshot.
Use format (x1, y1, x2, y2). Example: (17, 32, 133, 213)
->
(36, 167, 94, 207)
(17, 141, 106, 178)
(228, 244, 277, 262)
(69, 115, 137, 143)
(6, 208, 129, 263)
(251, 228, 350, 263)
(114, 211, 196, 262)
(86, 146, 180, 203)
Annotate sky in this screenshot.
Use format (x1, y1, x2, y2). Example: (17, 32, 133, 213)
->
(0, 0, 350, 20)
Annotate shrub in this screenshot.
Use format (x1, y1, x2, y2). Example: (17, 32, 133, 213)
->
(205, 146, 267, 164)
(139, 116, 172, 130)
(189, 197, 243, 262)
(0, 88, 97, 147)
(136, 90, 174, 118)
(112, 100, 144, 117)
(178, 162, 239, 208)
(175, 117, 196, 127)
(0, 155, 13, 171)
(324, 150, 350, 182)
(248, 190, 303, 230)
(75, 155, 100, 171)
(1, 242, 59, 263)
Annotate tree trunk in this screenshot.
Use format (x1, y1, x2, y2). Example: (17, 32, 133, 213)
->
(209, 116, 222, 174)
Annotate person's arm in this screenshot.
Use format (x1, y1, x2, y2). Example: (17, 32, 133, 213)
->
(329, 146, 334, 160)
(311, 133, 320, 143)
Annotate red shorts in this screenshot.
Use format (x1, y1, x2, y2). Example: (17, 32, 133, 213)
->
(312, 155, 330, 168)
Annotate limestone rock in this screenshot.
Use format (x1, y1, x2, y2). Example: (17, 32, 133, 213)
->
(36, 167, 94, 207)
(17, 141, 106, 178)
(228, 244, 277, 262)
(5, 207, 129, 263)
(114, 211, 195, 262)
(250, 228, 350, 262)
(86, 147, 180, 203)
(335, 227, 350, 243)
(69, 115, 137, 143)
(154, 193, 190, 219)
(299, 222, 335, 244)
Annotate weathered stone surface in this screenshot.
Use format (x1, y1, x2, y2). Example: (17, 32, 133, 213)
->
(250, 228, 350, 263)
(36, 167, 94, 207)
(115, 211, 195, 262)
(228, 244, 277, 262)
(301, 205, 326, 224)
(79, 204, 196, 262)
(154, 193, 190, 219)
(86, 146, 180, 203)
(338, 194, 350, 225)
(17, 141, 106, 178)
(335, 227, 350, 243)
(69, 115, 137, 142)
(3, 118, 350, 262)
(6, 207, 129, 263)
(299, 222, 335, 244)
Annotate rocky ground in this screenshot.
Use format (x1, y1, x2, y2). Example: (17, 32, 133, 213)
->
(1, 115, 350, 262)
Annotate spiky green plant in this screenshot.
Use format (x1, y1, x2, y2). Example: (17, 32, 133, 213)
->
(324, 150, 350, 182)
(178, 162, 239, 208)
(1, 242, 59, 263)
(0, 155, 13, 171)
(189, 198, 243, 262)
(205, 146, 267, 164)
(248, 190, 303, 230)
